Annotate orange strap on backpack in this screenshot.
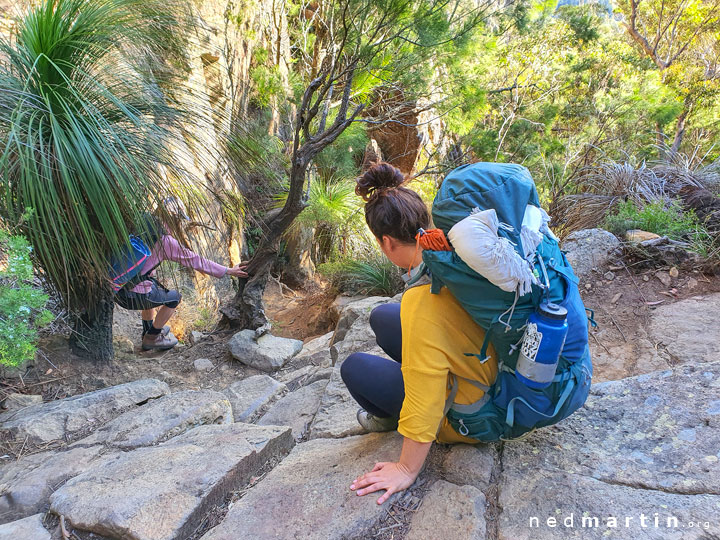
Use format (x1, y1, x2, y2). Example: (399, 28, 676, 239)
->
(408, 228, 452, 279)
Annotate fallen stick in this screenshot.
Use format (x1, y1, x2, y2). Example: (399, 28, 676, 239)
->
(60, 515, 70, 540)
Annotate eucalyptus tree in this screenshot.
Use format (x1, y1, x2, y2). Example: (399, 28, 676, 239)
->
(0, 0, 205, 362)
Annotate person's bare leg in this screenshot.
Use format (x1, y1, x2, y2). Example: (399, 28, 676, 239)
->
(141, 308, 155, 322)
(152, 306, 175, 329)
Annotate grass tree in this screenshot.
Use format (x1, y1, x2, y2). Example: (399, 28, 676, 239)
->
(0, 0, 202, 362)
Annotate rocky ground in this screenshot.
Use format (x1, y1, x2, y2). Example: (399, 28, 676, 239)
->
(1, 229, 719, 539)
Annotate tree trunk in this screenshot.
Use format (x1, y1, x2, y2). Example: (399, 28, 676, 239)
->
(669, 106, 691, 158)
(69, 288, 115, 362)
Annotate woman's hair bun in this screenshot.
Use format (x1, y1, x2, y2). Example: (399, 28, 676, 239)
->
(355, 162, 405, 202)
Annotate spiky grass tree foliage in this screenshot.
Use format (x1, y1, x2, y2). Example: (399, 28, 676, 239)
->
(0, 0, 200, 361)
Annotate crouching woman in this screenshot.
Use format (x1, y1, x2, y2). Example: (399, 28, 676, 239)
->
(340, 163, 499, 504)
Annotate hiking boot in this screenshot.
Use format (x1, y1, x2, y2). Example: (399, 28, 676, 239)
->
(356, 408, 398, 432)
(142, 325, 171, 339)
(141, 332, 178, 351)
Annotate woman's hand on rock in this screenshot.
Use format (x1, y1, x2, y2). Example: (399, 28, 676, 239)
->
(350, 461, 417, 504)
(226, 263, 249, 278)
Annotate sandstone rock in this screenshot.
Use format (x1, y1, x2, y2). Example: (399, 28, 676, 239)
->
(330, 296, 397, 364)
(190, 330, 205, 344)
(278, 364, 333, 391)
(561, 229, 620, 279)
(0, 379, 169, 445)
(498, 362, 720, 540)
(228, 330, 303, 372)
(329, 294, 367, 323)
(73, 390, 233, 449)
(50, 424, 293, 540)
(290, 331, 334, 368)
(223, 375, 286, 422)
(309, 364, 366, 440)
(200, 433, 404, 540)
(440, 443, 498, 492)
(0, 514, 50, 540)
(0, 445, 109, 524)
(625, 229, 661, 243)
(193, 358, 214, 371)
(655, 270, 672, 287)
(648, 294, 720, 365)
(406, 480, 486, 540)
(0, 393, 42, 412)
(258, 379, 328, 439)
(113, 335, 135, 355)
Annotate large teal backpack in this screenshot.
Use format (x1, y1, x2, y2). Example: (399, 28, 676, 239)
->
(419, 162, 593, 441)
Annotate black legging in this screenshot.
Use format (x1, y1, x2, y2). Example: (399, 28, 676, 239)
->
(340, 303, 405, 418)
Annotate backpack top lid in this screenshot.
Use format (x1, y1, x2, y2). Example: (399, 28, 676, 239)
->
(432, 162, 540, 250)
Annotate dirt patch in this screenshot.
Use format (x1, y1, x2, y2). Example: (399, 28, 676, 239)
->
(580, 262, 720, 382)
(263, 277, 338, 341)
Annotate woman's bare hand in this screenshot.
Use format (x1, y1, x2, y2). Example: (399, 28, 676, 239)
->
(350, 461, 417, 504)
(226, 263, 249, 278)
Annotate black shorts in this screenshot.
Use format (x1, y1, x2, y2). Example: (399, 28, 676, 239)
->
(114, 278, 182, 310)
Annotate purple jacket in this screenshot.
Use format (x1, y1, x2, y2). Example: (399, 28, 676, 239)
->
(130, 235, 228, 294)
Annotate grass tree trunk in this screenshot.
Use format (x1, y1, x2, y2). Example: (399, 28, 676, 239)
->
(69, 289, 115, 363)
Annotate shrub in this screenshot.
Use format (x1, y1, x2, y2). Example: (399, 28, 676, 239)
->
(0, 232, 53, 367)
(603, 200, 699, 240)
(319, 254, 404, 297)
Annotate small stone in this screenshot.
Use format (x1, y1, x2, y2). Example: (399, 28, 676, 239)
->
(193, 358, 214, 371)
(595, 280, 604, 288)
(686, 277, 698, 290)
(190, 331, 205, 344)
(611, 292, 622, 304)
(113, 336, 135, 355)
(669, 266, 679, 278)
(643, 275, 650, 282)
(561, 229, 621, 279)
(1, 393, 42, 412)
(228, 330, 303, 372)
(655, 271, 671, 287)
(584, 283, 592, 290)
(604, 271, 615, 281)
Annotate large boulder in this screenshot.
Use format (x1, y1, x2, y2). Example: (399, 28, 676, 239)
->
(561, 228, 620, 279)
(330, 296, 397, 364)
(0, 379, 170, 445)
(498, 361, 720, 540)
(223, 375, 286, 422)
(50, 424, 294, 540)
(228, 330, 303, 372)
(200, 433, 404, 540)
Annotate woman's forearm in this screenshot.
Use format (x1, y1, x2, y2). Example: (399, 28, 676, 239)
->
(398, 437, 433, 477)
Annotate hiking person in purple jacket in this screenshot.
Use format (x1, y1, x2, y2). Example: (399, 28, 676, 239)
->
(114, 204, 248, 351)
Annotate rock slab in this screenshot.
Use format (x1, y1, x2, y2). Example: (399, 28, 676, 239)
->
(73, 390, 233, 449)
(258, 379, 328, 439)
(228, 330, 303, 371)
(499, 361, 720, 540)
(648, 293, 720, 365)
(0, 379, 169, 444)
(223, 375, 286, 422)
(200, 433, 404, 540)
(309, 363, 367, 440)
(0, 393, 42, 412)
(440, 443, 498, 492)
(406, 480, 486, 540)
(0, 513, 50, 540)
(50, 424, 293, 540)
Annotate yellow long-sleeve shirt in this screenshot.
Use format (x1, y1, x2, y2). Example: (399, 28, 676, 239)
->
(398, 284, 498, 444)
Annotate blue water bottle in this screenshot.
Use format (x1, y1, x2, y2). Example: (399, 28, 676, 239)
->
(515, 302, 568, 389)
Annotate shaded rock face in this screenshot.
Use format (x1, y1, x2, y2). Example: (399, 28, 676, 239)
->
(258, 379, 329, 440)
(0, 379, 170, 445)
(561, 228, 621, 279)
